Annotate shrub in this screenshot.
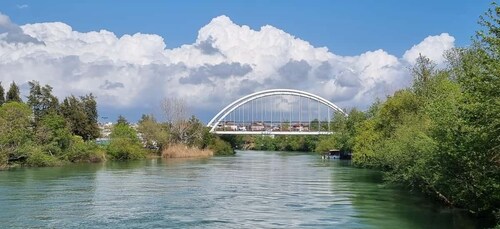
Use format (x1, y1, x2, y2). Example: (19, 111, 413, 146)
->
(63, 135, 106, 163)
(24, 146, 61, 167)
(209, 138, 235, 156)
(106, 138, 146, 160)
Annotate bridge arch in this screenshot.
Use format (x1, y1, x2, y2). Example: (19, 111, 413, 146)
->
(207, 89, 346, 133)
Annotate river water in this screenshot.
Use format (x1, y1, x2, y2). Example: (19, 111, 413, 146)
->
(0, 151, 479, 228)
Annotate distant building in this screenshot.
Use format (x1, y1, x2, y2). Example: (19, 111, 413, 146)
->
(219, 121, 238, 131)
(250, 122, 265, 131)
(292, 124, 309, 132)
(98, 122, 113, 137)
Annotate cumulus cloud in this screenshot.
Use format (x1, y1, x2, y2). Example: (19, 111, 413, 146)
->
(180, 62, 252, 85)
(403, 33, 455, 65)
(0, 12, 42, 44)
(0, 14, 455, 121)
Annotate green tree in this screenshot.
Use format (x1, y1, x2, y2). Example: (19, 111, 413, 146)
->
(0, 82, 5, 106)
(441, 3, 500, 217)
(80, 94, 100, 140)
(0, 102, 33, 165)
(6, 82, 22, 103)
(310, 119, 319, 131)
(27, 81, 59, 124)
(209, 137, 235, 156)
(60, 95, 99, 141)
(185, 115, 204, 147)
(116, 115, 129, 125)
(107, 118, 145, 160)
(34, 113, 72, 156)
(411, 54, 437, 96)
(254, 135, 276, 151)
(110, 118, 139, 142)
(316, 110, 366, 153)
(137, 114, 169, 151)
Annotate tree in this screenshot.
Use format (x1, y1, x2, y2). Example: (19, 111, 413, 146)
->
(137, 114, 169, 151)
(34, 113, 72, 156)
(441, 3, 500, 216)
(6, 82, 22, 103)
(80, 94, 100, 140)
(0, 102, 33, 164)
(107, 117, 145, 160)
(110, 118, 140, 143)
(60, 94, 100, 141)
(411, 55, 437, 97)
(317, 109, 366, 153)
(0, 82, 5, 106)
(185, 115, 204, 147)
(27, 81, 59, 124)
(161, 97, 190, 144)
(116, 115, 129, 126)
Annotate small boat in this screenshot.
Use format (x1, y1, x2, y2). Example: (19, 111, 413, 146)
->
(328, 149, 341, 159)
(326, 149, 352, 160)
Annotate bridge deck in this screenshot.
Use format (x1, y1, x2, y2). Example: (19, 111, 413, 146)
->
(212, 131, 333, 135)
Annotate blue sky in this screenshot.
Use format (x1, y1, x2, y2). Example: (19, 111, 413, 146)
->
(0, 1, 493, 122)
(2, 1, 489, 55)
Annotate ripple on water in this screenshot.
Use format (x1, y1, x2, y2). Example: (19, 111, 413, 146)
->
(0, 151, 480, 229)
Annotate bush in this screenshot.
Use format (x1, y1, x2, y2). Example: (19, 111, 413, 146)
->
(24, 146, 61, 167)
(0, 148, 8, 169)
(209, 138, 235, 156)
(62, 135, 105, 163)
(106, 138, 146, 160)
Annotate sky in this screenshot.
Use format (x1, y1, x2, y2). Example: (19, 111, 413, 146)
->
(0, 0, 493, 123)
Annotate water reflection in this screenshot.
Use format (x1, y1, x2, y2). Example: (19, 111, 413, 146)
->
(0, 151, 479, 228)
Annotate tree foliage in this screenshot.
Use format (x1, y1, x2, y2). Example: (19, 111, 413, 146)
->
(0, 82, 107, 168)
(27, 81, 59, 124)
(6, 81, 22, 103)
(60, 94, 100, 141)
(0, 102, 33, 163)
(352, 5, 500, 222)
(137, 114, 169, 151)
(107, 117, 146, 160)
(0, 81, 5, 106)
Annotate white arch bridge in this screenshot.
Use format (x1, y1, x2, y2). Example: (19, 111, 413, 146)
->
(207, 89, 347, 135)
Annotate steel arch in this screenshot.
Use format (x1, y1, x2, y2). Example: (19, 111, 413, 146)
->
(207, 89, 346, 132)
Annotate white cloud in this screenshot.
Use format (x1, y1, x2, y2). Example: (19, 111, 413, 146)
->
(0, 12, 42, 44)
(403, 33, 455, 65)
(0, 14, 455, 121)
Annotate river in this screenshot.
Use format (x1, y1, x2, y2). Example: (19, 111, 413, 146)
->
(0, 151, 479, 228)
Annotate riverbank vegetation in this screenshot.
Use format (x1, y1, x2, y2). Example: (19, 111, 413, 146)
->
(0, 83, 233, 169)
(0, 81, 105, 168)
(341, 5, 499, 225)
(137, 98, 235, 158)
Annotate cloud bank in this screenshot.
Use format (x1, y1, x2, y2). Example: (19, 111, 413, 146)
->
(0, 13, 455, 121)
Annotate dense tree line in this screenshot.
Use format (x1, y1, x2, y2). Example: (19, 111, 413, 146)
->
(331, 5, 499, 224)
(0, 81, 234, 168)
(0, 81, 103, 168)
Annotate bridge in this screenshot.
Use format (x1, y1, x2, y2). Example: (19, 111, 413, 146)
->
(207, 89, 347, 135)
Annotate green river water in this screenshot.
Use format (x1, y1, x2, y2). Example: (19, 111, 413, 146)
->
(0, 151, 480, 228)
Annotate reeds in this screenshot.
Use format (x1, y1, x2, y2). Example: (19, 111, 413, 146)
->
(161, 144, 213, 158)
